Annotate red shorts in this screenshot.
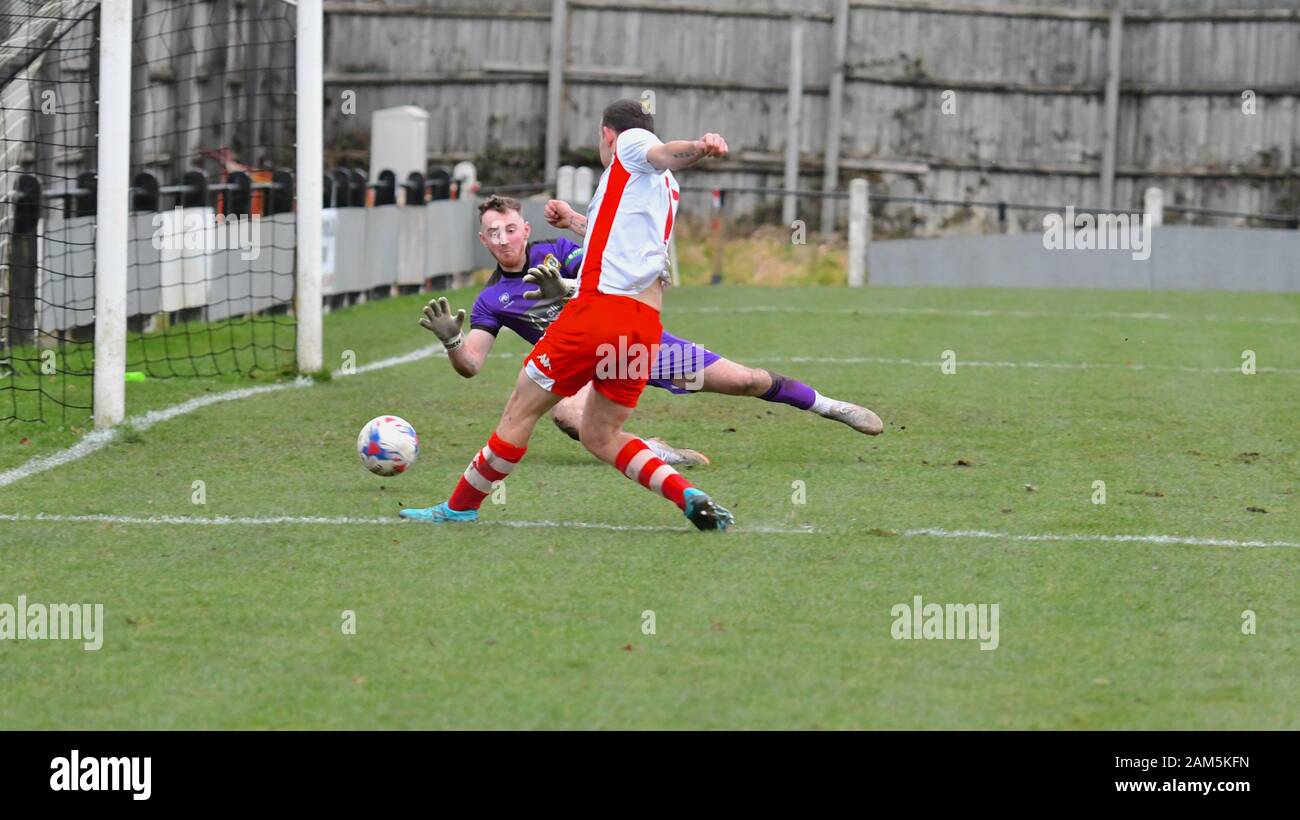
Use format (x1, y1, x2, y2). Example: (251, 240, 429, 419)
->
(523, 292, 663, 408)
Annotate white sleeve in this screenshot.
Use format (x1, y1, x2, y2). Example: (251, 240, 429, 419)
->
(615, 128, 662, 174)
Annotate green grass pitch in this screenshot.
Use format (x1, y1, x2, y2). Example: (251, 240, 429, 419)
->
(1, 284, 1297, 729)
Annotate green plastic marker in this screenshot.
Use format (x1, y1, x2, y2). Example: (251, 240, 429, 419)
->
(124, 371, 147, 382)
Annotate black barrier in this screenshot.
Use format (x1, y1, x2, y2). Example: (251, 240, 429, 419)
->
(132, 172, 160, 211)
(331, 169, 352, 208)
(403, 171, 425, 205)
(347, 169, 367, 207)
(269, 169, 294, 215)
(226, 171, 252, 215)
(373, 170, 396, 206)
(7, 174, 42, 346)
(427, 167, 451, 201)
(180, 171, 207, 208)
(73, 171, 96, 217)
(127, 171, 294, 215)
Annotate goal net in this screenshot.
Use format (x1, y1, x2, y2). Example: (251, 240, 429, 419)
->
(0, 0, 315, 426)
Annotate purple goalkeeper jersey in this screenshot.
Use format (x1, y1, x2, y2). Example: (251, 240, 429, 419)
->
(470, 238, 720, 393)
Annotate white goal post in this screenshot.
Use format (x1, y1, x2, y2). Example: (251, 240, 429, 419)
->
(92, 0, 131, 428)
(295, 0, 324, 376)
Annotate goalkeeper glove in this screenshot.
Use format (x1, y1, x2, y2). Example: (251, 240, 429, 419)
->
(419, 296, 466, 351)
(522, 253, 577, 301)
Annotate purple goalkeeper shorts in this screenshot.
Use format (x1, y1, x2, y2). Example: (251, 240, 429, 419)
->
(648, 330, 721, 394)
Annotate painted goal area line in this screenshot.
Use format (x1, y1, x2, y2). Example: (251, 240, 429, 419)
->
(674, 305, 1300, 326)
(0, 512, 814, 536)
(1, 513, 1295, 549)
(748, 355, 1300, 375)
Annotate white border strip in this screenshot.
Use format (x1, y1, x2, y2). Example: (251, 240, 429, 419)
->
(674, 305, 1300, 325)
(0, 512, 815, 535)
(902, 527, 1299, 549)
(747, 355, 1300, 374)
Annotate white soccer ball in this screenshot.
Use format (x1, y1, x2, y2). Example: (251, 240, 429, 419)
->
(357, 415, 419, 476)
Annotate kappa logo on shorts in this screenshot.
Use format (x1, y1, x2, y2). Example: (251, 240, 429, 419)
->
(537, 353, 551, 370)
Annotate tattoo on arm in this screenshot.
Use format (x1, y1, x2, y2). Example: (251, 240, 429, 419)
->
(570, 214, 588, 237)
(672, 148, 701, 159)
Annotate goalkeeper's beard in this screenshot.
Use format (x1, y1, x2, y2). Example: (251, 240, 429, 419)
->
(494, 246, 526, 272)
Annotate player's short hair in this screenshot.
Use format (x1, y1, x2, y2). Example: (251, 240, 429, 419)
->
(601, 99, 654, 135)
(478, 194, 523, 222)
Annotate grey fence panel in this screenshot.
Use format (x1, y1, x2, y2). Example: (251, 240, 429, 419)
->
(322, 208, 340, 295)
(157, 206, 212, 312)
(205, 218, 255, 323)
(37, 215, 96, 334)
(266, 212, 296, 308)
(867, 227, 1300, 292)
(364, 205, 401, 288)
(203, 231, 239, 322)
(396, 205, 428, 285)
(1149, 226, 1300, 293)
(426, 199, 477, 277)
(128, 213, 163, 317)
(207, 213, 295, 321)
(326, 207, 371, 294)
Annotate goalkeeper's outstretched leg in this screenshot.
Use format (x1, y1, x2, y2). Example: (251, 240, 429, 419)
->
(546, 354, 884, 454)
(695, 358, 884, 435)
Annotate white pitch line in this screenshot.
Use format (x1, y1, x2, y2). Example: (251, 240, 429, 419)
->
(0, 512, 816, 535)
(350, 343, 442, 374)
(1, 513, 1290, 548)
(745, 355, 1300, 374)
(0, 344, 452, 490)
(901, 527, 1300, 549)
(673, 305, 1300, 325)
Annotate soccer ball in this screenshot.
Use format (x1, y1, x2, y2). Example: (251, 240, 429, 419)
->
(357, 415, 419, 476)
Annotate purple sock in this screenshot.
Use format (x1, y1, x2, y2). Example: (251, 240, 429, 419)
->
(758, 369, 816, 410)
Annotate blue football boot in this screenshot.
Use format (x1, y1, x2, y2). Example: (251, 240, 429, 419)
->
(399, 501, 478, 523)
(682, 488, 734, 532)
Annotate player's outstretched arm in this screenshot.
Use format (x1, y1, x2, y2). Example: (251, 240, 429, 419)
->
(647, 133, 729, 172)
(450, 329, 496, 378)
(544, 199, 587, 238)
(419, 296, 495, 378)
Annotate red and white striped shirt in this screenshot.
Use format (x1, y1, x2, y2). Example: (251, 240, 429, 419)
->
(577, 128, 680, 301)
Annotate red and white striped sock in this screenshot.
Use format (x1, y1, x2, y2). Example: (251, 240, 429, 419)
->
(448, 431, 527, 512)
(614, 437, 693, 510)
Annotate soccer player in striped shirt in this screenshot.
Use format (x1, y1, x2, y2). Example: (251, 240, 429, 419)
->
(401, 100, 736, 530)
